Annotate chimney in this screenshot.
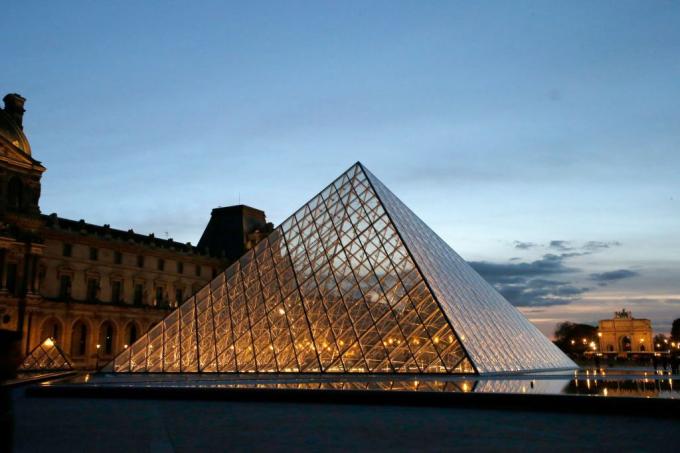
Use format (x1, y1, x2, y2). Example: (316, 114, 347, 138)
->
(3, 93, 26, 130)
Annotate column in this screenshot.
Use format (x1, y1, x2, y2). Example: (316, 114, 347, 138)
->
(31, 255, 40, 294)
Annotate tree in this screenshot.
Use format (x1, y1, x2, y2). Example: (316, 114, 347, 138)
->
(671, 318, 680, 342)
(654, 334, 669, 351)
(553, 322, 598, 354)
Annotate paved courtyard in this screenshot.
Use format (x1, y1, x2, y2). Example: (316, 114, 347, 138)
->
(9, 388, 680, 452)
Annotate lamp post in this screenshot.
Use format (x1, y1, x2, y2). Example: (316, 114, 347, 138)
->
(95, 343, 101, 370)
(597, 332, 603, 354)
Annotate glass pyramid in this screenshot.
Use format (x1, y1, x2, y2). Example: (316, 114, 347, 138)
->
(107, 163, 575, 374)
(19, 337, 74, 372)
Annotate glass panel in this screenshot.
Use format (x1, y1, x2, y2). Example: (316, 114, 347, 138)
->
(109, 162, 572, 375)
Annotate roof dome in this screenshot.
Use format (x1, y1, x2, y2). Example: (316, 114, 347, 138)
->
(0, 93, 31, 155)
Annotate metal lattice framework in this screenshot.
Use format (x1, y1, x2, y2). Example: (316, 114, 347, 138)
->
(19, 337, 74, 371)
(107, 163, 575, 374)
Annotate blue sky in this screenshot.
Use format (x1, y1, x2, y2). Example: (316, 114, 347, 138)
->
(4, 1, 679, 336)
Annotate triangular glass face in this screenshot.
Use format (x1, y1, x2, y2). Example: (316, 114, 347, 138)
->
(19, 337, 73, 371)
(363, 166, 577, 373)
(109, 163, 575, 374)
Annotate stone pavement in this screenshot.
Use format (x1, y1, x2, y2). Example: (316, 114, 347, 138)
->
(11, 388, 680, 452)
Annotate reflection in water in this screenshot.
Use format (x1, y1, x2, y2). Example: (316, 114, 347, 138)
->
(566, 376, 677, 399)
(42, 372, 680, 399)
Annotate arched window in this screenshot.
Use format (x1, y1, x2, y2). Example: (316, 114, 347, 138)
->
(124, 322, 138, 347)
(7, 176, 23, 210)
(99, 321, 116, 355)
(621, 336, 632, 352)
(71, 321, 88, 357)
(40, 318, 62, 342)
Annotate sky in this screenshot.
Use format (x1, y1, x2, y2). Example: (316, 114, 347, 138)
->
(3, 1, 679, 337)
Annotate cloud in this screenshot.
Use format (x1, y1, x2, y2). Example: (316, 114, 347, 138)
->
(589, 269, 639, 286)
(468, 241, 637, 308)
(470, 253, 577, 283)
(469, 253, 586, 307)
(548, 240, 573, 251)
(583, 241, 622, 251)
(513, 241, 537, 250)
(662, 298, 680, 305)
(512, 240, 622, 254)
(496, 279, 589, 307)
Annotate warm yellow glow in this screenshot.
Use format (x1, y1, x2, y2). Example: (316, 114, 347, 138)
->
(433, 336, 440, 344)
(96, 344, 101, 349)
(124, 344, 128, 349)
(462, 383, 469, 392)
(603, 387, 608, 397)
(278, 308, 285, 315)
(597, 332, 602, 337)
(44, 338, 55, 347)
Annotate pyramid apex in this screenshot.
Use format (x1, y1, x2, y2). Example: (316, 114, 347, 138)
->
(109, 161, 576, 375)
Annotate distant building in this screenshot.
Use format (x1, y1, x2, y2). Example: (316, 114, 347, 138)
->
(0, 93, 272, 368)
(598, 309, 653, 356)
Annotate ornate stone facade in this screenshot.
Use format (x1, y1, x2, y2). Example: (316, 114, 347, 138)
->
(598, 309, 653, 356)
(0, 93, 272, 368)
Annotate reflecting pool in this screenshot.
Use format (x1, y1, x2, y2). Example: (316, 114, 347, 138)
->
(39, 369, 680, 399)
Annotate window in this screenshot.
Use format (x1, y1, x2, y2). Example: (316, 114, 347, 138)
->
(195, 265, 201, 277)
(175, 288, 183, 305)
(6, 263, 17, 295)
(125, 323, 138, 346)
(157, 258, 165, 271)
(59, 275, 72, 300)
(71, 321, 88, 357)
(100, 322, 115, 355)
(86, 278, 99, 302)
(177, 262, 184, 274)
(7, 176, 23, 210)
(111, 280, 122, 303)
(137, 255, 144, 268)
(62, 243, 72, 257)
(114, 251, 123, 265)
(41, 318, 62, 342)
(89, 247, 98, 261)
(134, 284, 144, 306)
(155, 286, 164, 306)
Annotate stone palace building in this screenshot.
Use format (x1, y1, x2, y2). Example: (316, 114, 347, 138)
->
(0, 93, 272, 368)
